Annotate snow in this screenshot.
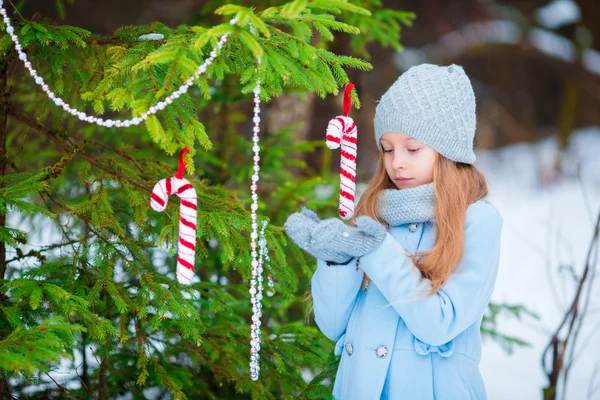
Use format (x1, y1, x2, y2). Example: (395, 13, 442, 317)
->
(529, 28, 577, 62)
(476, 127, 600, 400)
(394, 19, 600, 78)
(583, 49, 600, 76)
(536, 0, 581, 30)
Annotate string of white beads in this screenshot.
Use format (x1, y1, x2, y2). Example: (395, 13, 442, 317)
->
(248, 60, 264, 380)
(249, 219, 268, 381)
(0, 1, 231, 127)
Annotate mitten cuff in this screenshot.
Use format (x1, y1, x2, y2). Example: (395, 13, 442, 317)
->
(326, 257, 354, 266)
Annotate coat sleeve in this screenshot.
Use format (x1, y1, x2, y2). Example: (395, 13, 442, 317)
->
(359, 201, 503, 346)
(311, 258, 363, 342)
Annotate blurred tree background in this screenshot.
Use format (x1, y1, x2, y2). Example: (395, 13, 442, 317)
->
(0, 0, 598, 399)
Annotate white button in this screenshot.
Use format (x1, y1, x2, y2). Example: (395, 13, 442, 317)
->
(345, 343, 353, 356)
(376, 345, 388, 358)
(408, 223, 419, 232)
(343, 231, 349, 237)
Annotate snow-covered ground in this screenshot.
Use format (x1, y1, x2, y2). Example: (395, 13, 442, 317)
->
(477, 127, 600, 400)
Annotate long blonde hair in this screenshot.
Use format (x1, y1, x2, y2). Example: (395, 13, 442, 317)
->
(351, 148, 488, 295)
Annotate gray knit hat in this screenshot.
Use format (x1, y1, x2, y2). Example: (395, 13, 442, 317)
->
(374, 63, 477, 164)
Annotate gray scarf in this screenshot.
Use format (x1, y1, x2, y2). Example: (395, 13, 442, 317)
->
(377, 182, 436, 226)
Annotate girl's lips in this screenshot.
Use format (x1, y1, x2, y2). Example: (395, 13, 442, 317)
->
(395, 177, 413, 181)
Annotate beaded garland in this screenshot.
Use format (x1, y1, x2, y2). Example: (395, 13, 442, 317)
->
(248, 56, 265, 381)
(0, 0, 228, 127)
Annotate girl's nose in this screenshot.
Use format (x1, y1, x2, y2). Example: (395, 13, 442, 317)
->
(392, 154, 407, 170)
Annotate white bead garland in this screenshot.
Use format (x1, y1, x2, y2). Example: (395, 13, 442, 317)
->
(248, 219, 269, 381)
(260, 225, 274, 299)
(242, 17, 269, 381)
(0, 1, 231, 127)
(248, 65, 265, 380)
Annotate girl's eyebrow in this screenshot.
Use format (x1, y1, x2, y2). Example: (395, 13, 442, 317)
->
(380, 138, 403, 144)
(381, 138, 417, 145)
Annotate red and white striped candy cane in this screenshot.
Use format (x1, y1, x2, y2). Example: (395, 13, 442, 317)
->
(150, 148, 197, 284)
(326, 83, 357, 220)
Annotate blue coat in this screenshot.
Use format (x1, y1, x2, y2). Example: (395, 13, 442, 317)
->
(311, 199, 503, 399)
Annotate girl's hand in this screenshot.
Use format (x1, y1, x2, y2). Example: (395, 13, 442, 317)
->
(284, 209, 352, 263)
(299, 206, 320, 223)
(311, 216, 387, 259)
(284, 208, 387, 264)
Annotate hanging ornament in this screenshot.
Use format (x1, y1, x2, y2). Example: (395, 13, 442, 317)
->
(150, 148, 197, 284)
(326, 83, 358, 220)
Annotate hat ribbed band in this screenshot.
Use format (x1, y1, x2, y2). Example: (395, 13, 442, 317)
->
(373, 63, 478, 165)
(374, 110, 476, 164)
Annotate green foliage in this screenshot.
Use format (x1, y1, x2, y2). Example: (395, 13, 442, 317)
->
(0, 172, 54, 218)
(482, 302, 540, 354)
(295, 352, 339, 400)
(0, 318, 84, 375)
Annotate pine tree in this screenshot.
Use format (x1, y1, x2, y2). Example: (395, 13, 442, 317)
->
(0, 1, 415, 398)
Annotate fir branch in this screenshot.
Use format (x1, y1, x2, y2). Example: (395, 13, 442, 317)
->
(0, 318, 84, 376)
(7, 109, 152, 192)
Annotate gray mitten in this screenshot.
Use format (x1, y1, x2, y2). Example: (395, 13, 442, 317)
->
(310, 215, 387, 259)
(300, 206, 320, 223)
(283, 209, 354, 263)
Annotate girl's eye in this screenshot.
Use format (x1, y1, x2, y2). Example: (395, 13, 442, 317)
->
(383, 149, 393, 153)
(408, 148, 420, 153)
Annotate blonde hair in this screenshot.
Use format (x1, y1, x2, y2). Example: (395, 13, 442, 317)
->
(351, 148, 488, 295)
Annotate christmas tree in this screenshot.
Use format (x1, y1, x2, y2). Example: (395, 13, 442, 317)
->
(0, 0, 415, 398)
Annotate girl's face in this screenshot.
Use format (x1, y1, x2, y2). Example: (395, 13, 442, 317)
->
(380, 132, 436, 189)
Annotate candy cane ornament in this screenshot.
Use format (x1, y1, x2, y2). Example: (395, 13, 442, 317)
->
(150, 148, 198, 284)
(326, 83, 358, 220)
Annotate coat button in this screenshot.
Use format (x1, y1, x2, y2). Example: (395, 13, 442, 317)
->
(375, 345, 388, 358)
(344, 343, 353, 356)
(408, 223, 419, 232)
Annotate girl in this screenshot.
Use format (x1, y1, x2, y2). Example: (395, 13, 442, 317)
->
(284, 63, 503, 400)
